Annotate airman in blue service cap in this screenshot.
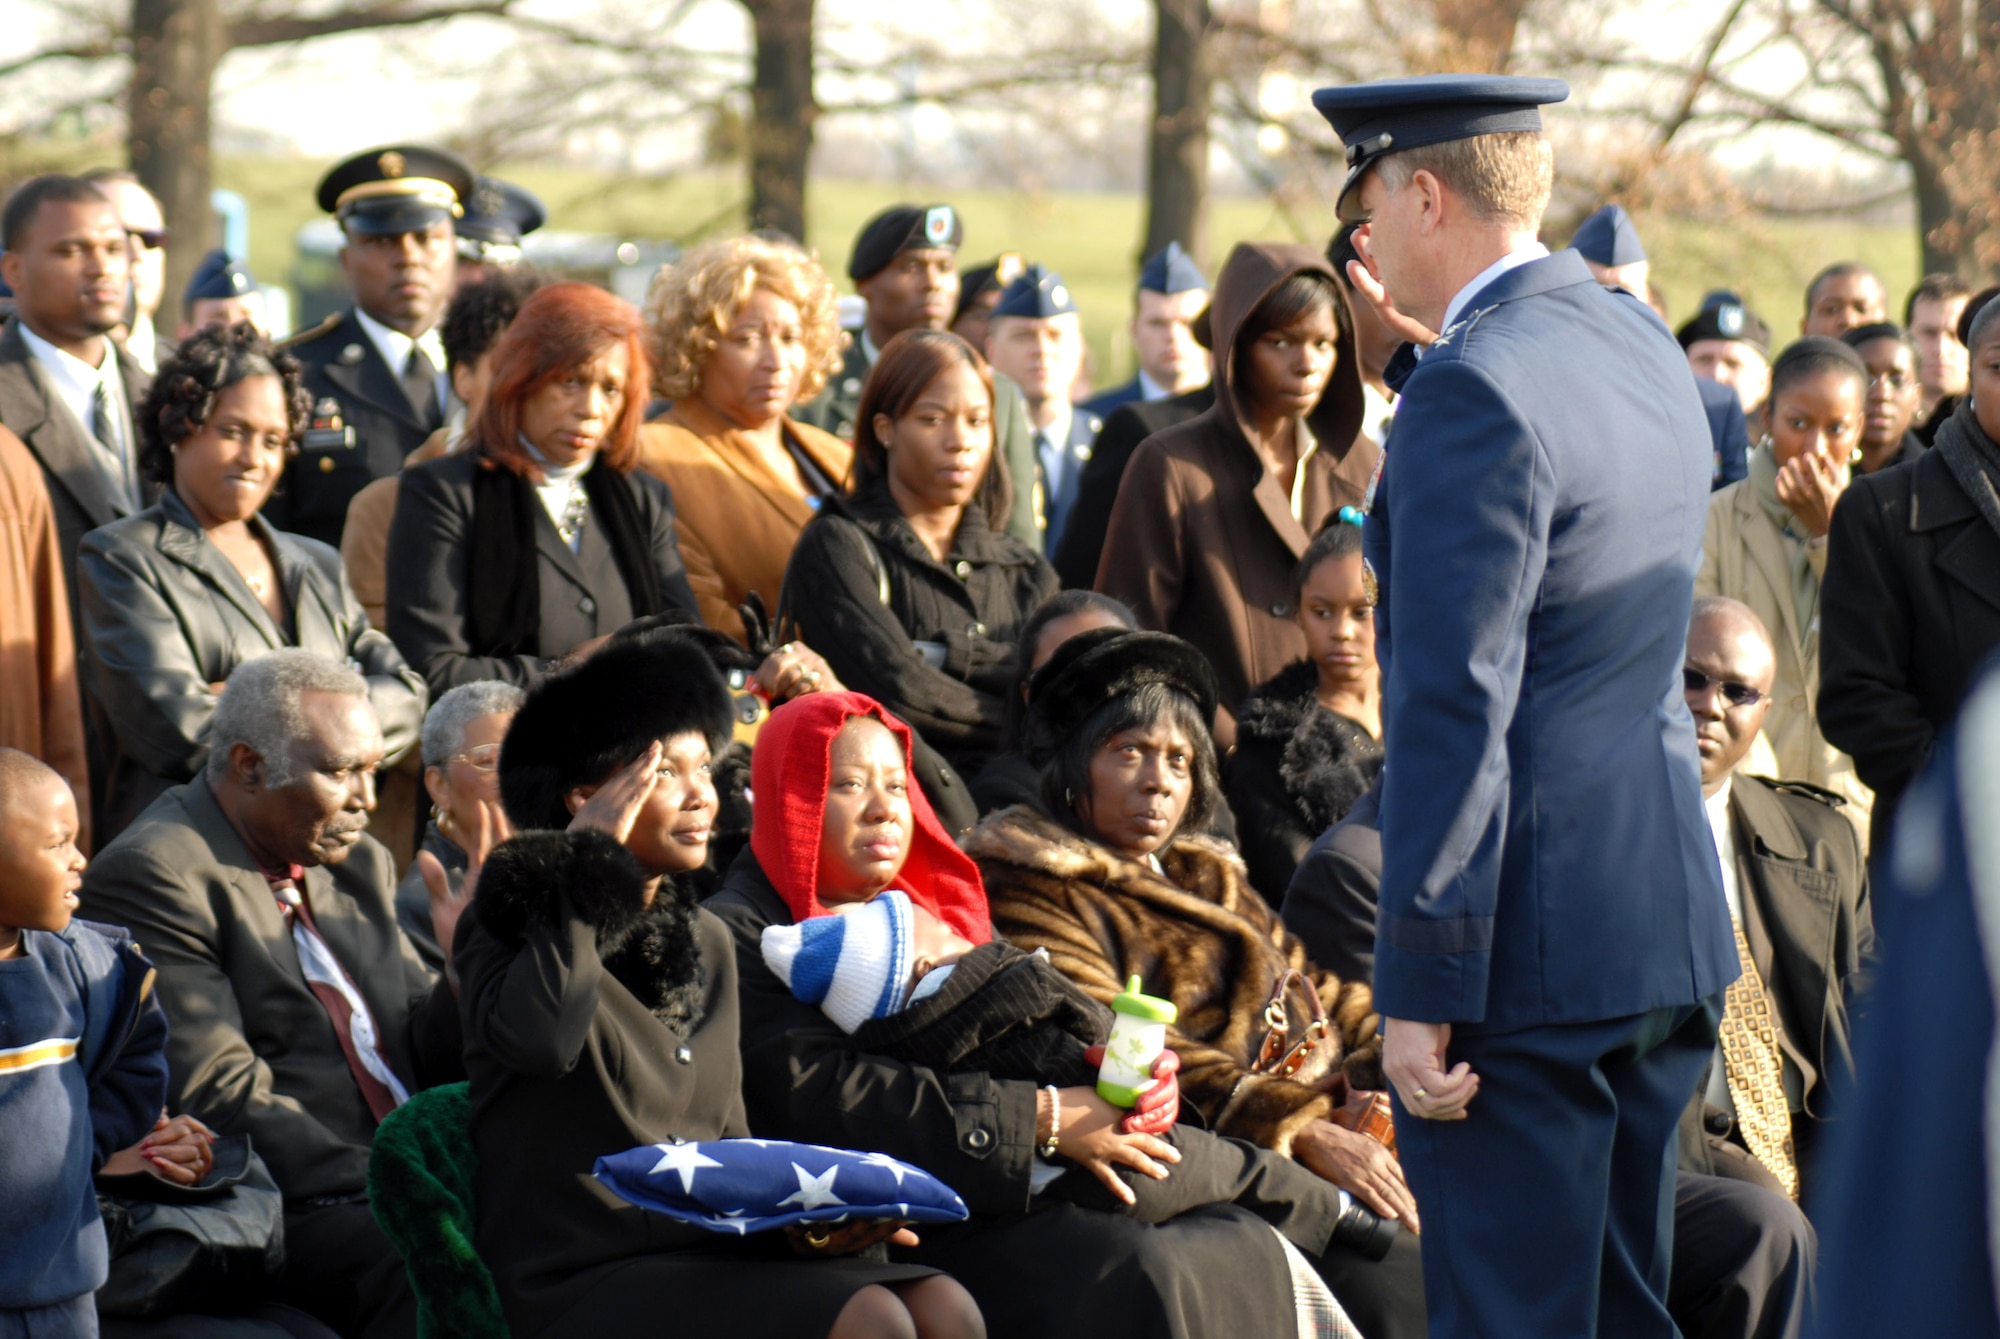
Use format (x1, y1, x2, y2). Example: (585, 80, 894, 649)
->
(456, 176, 546, 264)
(184, 248, 256, 305)
(1309, 74, 1570, 220)
(991, 263, 1077, 321)
(1138, 241, 1208, 295)
(1570, 204, 1645, 267)
(848, 204, 962, 281)
(314, 144, 475, 236)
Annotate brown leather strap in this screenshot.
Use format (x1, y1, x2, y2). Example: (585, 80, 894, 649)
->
(1251, 969, 1330, 1081)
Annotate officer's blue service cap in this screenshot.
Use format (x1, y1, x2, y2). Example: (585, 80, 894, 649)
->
(1677, 295, 1772, 356)
(849, 204, 963, 281)
(184, 248, 256, 305)
(1139, 241, 1208, 295)
(457, 177, 546, 262)
(1310, 74, 1570, 220)
(992, 263, 1078, 321)
(317, 144, 476, 237)
(1571, 204, 1646, 266)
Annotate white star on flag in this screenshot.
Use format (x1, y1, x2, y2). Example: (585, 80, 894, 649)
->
(779, 1163, 847, 1212)
(648, 1142, 725, 1193)
(859, 1151, 910, 1185)
(702, 1209, 751, 1236)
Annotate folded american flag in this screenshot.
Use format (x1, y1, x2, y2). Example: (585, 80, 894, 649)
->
(594, 1138, 971, 1236)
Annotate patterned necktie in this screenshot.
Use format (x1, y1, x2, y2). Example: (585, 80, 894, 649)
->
(1719, 923, 1799, 1198)
(266, 870, 408, 1122)
(399, 345, 441, 427)
(90, 379, 136, 510)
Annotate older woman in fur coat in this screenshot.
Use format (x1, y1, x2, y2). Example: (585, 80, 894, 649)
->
(968, 628, 1427, 1339)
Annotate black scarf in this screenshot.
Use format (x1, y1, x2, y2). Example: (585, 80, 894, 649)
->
(465, 453, 663, 658)
(1933, 399, 2000, 545)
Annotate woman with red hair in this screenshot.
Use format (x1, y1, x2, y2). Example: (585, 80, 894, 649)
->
(386, 282, 701, 694)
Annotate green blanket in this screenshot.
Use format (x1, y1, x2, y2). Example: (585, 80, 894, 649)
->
(368, 1083, 508, 1338)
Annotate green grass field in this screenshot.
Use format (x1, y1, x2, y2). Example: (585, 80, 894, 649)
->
(26, 148, 1927, 384)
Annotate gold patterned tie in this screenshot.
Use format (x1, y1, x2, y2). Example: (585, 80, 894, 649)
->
(1719, 923, 1799, 1199)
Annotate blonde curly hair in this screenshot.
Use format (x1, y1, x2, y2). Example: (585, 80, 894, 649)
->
(644, 235, 847, 406)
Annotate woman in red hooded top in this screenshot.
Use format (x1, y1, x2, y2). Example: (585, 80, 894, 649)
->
(707, 692, 1356, 1339)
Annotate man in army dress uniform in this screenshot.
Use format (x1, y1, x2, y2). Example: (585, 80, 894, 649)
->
(265, 144, 472, 547)
(453, 175, 545, 288)
(792, 202, 1044, 548)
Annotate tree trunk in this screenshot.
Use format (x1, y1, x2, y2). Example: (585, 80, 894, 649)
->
(1906, 142, 1967, 278)
(1428, 0, 1528, 72)
(1143, 0, 1212, 271)
(742, 0, 817, 243)
(129, 0, 223, 313)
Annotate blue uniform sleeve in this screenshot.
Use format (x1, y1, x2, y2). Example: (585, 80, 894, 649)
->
(1369, 358, 1552, 1024)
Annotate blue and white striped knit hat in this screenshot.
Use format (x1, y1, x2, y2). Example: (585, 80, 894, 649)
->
(760, 890, 915, 1033)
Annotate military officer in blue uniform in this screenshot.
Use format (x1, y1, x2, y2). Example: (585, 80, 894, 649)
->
(454, 175, 545, 285)
(793, 202, 1045, 549)
(1313, 75, 1738, 1337)
(267, 143, 472, 547)
(178, 248, 263, 338)
(983, 263, 1100, 554)
(1808, 660, 2000, 1339)
(1080, 240, 1211, 420)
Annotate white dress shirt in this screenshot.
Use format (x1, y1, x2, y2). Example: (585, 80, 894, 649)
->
(17, 322, 138, 509)
(354, 307, 447, 405)
(1435, 242, 1551, 345)
(1705, 778, 1744, 926)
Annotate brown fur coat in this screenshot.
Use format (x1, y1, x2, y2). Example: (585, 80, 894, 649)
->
(966, 805, 1381, 1156)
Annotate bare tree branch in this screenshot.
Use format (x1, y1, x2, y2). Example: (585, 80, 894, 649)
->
(230, 0, 517, 48)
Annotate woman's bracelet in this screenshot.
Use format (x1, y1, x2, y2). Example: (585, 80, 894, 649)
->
(1040, 1085, 1062, 1158)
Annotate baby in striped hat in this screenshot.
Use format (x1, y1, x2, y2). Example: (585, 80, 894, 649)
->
(760, 889, 977, 1034)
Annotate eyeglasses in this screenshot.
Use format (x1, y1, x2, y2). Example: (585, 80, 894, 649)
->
(127, 228, 170, 251)
(445, 743, 501, 773)
(1683, 667, 1765, 709)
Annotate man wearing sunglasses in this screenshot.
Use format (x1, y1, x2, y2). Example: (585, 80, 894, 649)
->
(80, 169, 170, 376)
(1685, 595, 1871, 1209)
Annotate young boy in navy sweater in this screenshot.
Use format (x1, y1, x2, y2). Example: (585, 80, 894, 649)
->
(0, 749, 207, 1337)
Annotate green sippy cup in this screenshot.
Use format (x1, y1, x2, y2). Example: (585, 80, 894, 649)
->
(1097, 975, 1178, 1108)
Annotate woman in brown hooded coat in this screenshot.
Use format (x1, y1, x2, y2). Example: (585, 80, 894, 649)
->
(1094, 243, 1376, 748)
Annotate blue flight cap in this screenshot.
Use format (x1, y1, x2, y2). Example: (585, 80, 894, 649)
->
(184, 248, 257, 306)
(457, 177, 546, 263)
(1138, 242, 1208, 295)
(1310, 74, 1570, 220)
(1571, 204, 1646, 266)
(991, 263, 1078, 320)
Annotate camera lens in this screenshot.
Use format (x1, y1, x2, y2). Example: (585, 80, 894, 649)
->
(1330, 1200, 1398, 1261)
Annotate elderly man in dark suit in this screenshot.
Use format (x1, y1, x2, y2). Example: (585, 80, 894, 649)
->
(1685, 596, 1871, 1205)
(1314, 75, 1738, 1337)
(265, 145, 472, 548)
(81, 649, 465, 1339)
(0, 175, 153, 609)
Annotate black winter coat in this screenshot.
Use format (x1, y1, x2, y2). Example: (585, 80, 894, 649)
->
(1051, 386, 1215, 590)
(458, 830, 931, 1338)
(1820, 413, 2000, 850)
(1224, 661, 1382, 905)
(779, 480, 1058, 775)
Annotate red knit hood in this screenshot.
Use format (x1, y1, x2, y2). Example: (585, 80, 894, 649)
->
(750, 692, 992, 942)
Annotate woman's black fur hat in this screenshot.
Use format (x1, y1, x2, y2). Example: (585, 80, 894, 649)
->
(1021, 628, 1220, 767)
(500, 627, 735, 830)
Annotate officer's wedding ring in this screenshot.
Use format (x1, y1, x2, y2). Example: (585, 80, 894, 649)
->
(1412, 1087, 1429, 1101)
